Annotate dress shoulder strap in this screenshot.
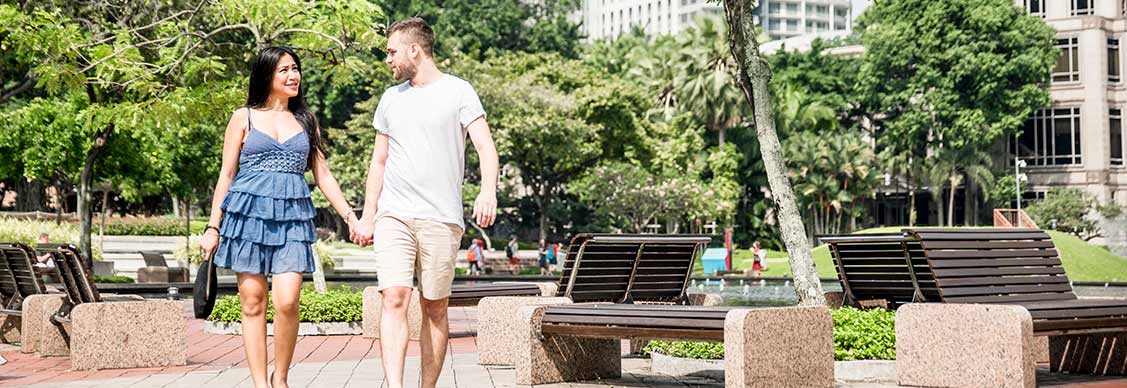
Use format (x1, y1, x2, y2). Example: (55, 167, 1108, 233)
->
(242, 107, 252, 144)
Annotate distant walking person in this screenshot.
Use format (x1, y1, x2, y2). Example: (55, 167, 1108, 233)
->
(200, 46, 358, 388)
(546, 241, 558, 272)
(467, 238, 483, 276)
(349, 17, 499, 388)
(537, 239, 549, 275)
(752, 240, 766, 278)
(506, 235, 520, 274)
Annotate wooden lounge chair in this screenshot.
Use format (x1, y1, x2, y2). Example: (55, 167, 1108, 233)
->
(364, 234, 715, 341)
(823, 228, 1127, 386)
(819, 232, 939, 308)
(20, 245, 187, 370)
(0, 243, 49, 343)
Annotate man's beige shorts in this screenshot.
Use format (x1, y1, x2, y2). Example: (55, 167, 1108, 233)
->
(372, 213, 464, 300)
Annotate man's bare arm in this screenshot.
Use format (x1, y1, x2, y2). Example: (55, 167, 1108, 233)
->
(466, 116, 498, 227)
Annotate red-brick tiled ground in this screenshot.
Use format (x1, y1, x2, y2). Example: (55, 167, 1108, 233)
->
(0, 302, 480, 387)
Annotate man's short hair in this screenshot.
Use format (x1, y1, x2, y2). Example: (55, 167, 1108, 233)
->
(387, 17, 435, 57)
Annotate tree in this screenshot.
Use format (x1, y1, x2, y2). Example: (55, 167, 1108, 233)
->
(857, 0, 1057, 226)
(722, 0, 824, 306)
(2, 0, 384, 258)
(676, 17, 748, 147)
(785, 131, 880, 237)
(1026, 188, 1100, 240)
(377, 0, 583, 59)
(925, 146, 995, 226)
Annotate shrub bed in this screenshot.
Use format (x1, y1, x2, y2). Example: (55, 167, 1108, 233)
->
(0, 217, 103, 260)
(208, 286, 362, 323)
(643, 307, 896, 361)
(94, 275, 135, 283)
(99, 217, 206, 236)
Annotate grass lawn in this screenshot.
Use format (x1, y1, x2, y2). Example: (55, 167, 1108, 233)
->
(695, 227, 1127, 282)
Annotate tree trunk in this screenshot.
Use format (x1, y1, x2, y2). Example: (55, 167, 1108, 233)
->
(908, 168, 917, 226)
(54, 181, 64, 225)
(947, 176, 958, 227)
(100, 189, 108, 255)
(718, 128, 727, 148)
(536, 184, 548, 241)
(79, 125, 113, 261)
(723, 0, 824, 306)
(13, 179, 44, 211)
(183, 196, 191, 268)
(964, 176, 977, 226)
(468, 220, 492, 251)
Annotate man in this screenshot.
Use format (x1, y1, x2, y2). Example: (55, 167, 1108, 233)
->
(351, 17, 499, 388)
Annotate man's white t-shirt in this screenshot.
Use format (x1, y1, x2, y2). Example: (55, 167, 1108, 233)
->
(372, 73, 485, 229)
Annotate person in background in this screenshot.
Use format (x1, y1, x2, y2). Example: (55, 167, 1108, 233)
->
(546, 241, 558, 273)
(35, 233, 52, 266)
(506, 235, 519, 274)
(466, 238, 483, 276)
(751, 240, 766, 278)
(537, 239, 549, 275)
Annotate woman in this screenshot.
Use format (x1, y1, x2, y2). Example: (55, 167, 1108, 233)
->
(467, 238, 483, 276)
(200, 46, 357, 388)
(751, 240, 766, 278)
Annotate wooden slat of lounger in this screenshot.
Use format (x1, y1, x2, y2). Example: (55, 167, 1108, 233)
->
(921, 241, 1056, 250)
(927, 250, 1059, 260)
(932, 267, 1066, 277)
(556, 304, 735, 312)
(836, 266, 929, 274)
(938, 283, 1074, 297)
(1033, 317, 1127, 334)
(4, 246, 45, 297)
(545, 307, 729, 319)
(1015, 299, 1127, 311)
(542, 324, 723, 342)
(928, 258, 1062, 268)
(937, 276, 1068, 287)
(1029, 307, 1127, 320)
(912, 231, 1051, 241)
(943, 293, 1076, 304)
(543, 312, 726, 330)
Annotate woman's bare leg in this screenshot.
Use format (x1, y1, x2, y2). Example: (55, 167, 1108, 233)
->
(270, 272, 303, 388)
(237, 273, 270, 388)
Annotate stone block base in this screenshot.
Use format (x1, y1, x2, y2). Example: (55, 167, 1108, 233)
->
(823, 291, 844, 309)
(516, 305, 621, 385)
(137, 267, 189, 283)
(21, 294, 66, 356)
(0, 313, 20, 344)
(70, 300, 186, 370)
(361, 287, 422, 341)
(896, 303, 1035, 388)
(477, 296, 571, 365)
(1049, 333, 1127, 375)
(724, 306, 834, 388)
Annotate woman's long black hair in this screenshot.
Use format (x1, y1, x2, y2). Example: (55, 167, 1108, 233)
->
(245, 46, 324, 171)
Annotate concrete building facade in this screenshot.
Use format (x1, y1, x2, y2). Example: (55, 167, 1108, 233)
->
(1011, 0, 1127, 208)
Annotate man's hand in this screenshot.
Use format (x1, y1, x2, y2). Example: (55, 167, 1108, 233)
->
(351, 214, 375, 247)
(473, 191, 497, 228)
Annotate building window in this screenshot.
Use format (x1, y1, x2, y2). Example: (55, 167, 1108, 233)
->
(1072, 0, 1094, 15)
(769, 2, 781, 14)
(1111, 39, 1122, 83)
(1113, 109, 1125, 166)
(786, 3, 799, 15)
(1025, 0, 1045, 17)
(786, 19, 798, 32)
(1053, 37, 1080, 83)
(1011, 108, 1083, 166)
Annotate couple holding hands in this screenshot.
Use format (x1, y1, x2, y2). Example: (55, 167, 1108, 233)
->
(198, 17, 497, 388)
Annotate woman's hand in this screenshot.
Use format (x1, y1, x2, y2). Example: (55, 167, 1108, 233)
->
(200, 229, 220, 258)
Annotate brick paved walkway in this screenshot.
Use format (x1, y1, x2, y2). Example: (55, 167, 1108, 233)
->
(0, 301, 1124, 387)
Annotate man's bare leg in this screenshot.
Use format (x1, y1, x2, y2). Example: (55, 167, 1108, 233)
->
(419, 296, 450, 388)
(379, 287, 413, 388)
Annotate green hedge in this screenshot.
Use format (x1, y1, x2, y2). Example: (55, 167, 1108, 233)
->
(94, 275, 135, 283)
(643, 307, 896, 361)
(0, 217, 103, 260)
(100, 218, 205, 236)
(208, 286, 362, 323)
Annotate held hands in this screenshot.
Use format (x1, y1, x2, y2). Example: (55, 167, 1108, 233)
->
(350, 213, 375, 247)
(473, 190, 497, 228)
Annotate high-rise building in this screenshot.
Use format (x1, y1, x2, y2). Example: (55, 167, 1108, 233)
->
(580, 0, 853, 41)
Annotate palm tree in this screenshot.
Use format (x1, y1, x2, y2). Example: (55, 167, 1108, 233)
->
(926, 146, 996, 226)
(676, 17, 748, 147)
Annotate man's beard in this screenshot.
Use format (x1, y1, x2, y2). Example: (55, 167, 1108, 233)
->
(394, 62, 417, 81)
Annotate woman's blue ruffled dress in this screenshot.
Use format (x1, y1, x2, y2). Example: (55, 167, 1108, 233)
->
(214, 110, 316, 275)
